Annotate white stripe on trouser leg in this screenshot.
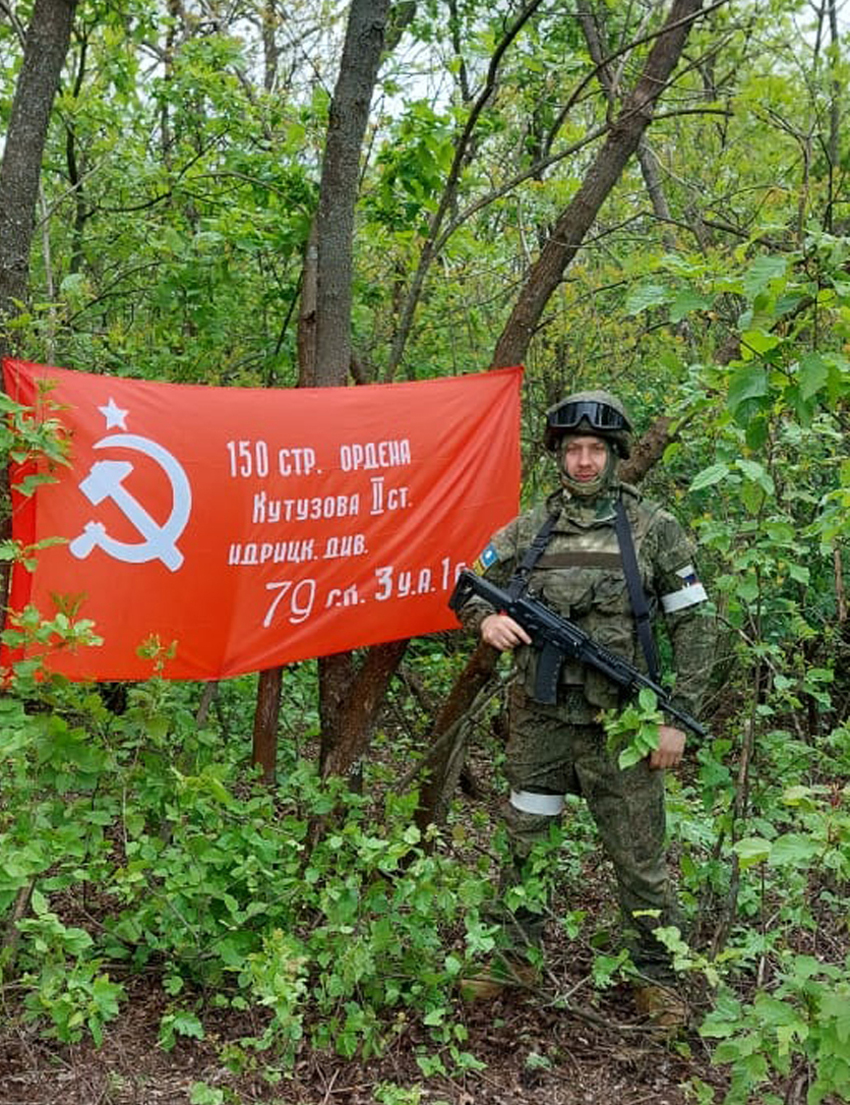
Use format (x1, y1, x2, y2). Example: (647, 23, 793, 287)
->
(510, 790, 565, 815)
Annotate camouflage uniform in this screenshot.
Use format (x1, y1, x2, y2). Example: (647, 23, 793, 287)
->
(458, 477, 713, 981)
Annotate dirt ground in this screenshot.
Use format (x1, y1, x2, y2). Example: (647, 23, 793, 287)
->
(0, 956, 731, 1105)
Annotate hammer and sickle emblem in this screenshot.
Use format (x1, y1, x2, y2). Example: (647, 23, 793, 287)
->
(69, 434, 192, 572)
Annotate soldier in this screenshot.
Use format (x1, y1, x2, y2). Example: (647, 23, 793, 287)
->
(455, 390, 714, 1021)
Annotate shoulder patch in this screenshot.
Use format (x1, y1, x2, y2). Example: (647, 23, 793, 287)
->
(472, 542, 499, 574)
(677, 564, 700, 586)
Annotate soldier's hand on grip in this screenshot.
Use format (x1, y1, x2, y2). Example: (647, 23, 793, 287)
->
(481, 613, 532, 651)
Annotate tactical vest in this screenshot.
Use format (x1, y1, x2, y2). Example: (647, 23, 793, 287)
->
(512, 486, 663, 709)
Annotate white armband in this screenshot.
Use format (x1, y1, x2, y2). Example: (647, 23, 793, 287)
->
(661, 564, 708, 613)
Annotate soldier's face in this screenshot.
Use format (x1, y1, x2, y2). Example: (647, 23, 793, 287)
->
(563, 435, 608, 482)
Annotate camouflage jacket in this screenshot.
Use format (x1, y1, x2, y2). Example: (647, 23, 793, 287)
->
(458, 482, 714, 725)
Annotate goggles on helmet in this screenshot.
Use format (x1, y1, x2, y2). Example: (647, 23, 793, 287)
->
(547, 399, 631, 434)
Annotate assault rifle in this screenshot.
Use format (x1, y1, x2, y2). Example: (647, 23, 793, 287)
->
(449, 568, 706, 738)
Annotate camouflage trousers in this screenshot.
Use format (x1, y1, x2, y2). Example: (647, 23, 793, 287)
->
(499, 689, 681, 982)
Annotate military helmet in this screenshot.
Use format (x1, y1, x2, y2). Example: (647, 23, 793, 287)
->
(544, 389, 633, 457)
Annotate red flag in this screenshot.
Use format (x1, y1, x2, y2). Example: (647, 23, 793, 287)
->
(2, 360, 522, 680)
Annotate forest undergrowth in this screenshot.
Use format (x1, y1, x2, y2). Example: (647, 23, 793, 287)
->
(0, 651, 847, 1105)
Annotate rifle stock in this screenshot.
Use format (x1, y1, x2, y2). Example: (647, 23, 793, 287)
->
(449, 568, 706, 738)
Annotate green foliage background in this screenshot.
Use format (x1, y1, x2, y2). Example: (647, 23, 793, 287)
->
(1, 0, 849, 1100)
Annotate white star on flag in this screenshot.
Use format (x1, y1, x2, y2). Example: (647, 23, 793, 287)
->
(98, 398, 129, 429)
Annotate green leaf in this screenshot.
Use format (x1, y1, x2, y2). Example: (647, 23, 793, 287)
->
(30, 888, 50, 916)
(732, 837, 772, 867)
(670, 289, 712, 323)
(768, 833, 821, 867)
(713, 1038, 749, 1061)
(745, 416, 769, 450)
(741, 328, 781, 355)
(742, 254, 787, 297)
(736, 459, 775, 495)
(764, 521, 796, 542)
(821, 989, 850, 1041)
(752, 992, 806, 1029)
(797, 353, 830, 400)
(728, 366, 769, 416)
(169, 1010, 205, 1040)
(689, 463, 730, 491)
(781, 785, 819, 809)
(618, 746, 644, 769)
(740, 481, 765, 515)
(625, 283, 670, 315)
(190, 1084, 225, 1105)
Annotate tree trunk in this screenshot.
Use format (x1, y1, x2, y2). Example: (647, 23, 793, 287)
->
(319, 639, 409, 779)
(492, 0, 705, 369)
(261, 0, 280, 94)
(0, 0, 77, 358)
(312, 1, 389, 387)
(0, 0, 76, 616)
(577, 5, 679, 276)
(415, 640, 500, 833)
(251, 0, 396, 783)
(252, 667, 282, 784)
(418, 0, 705, 828)
(619, 414, 675, 485)
(308, 0, 401, 780)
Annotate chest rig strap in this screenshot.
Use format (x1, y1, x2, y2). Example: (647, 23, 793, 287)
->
(507, 511, 559, 599)
(615, 497, 660, 681)
(507, 499, 661, 683)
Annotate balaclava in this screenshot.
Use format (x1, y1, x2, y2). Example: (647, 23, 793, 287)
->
(558, 432, 618, 500)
